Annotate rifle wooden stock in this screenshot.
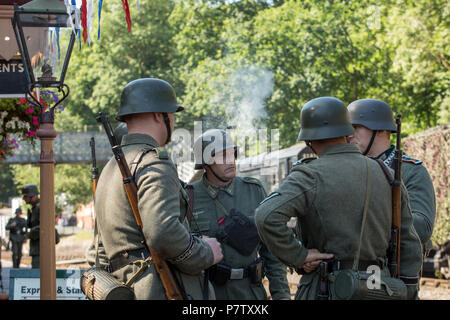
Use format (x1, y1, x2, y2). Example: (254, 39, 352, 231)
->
(97, 113, 183, 300)
(90, 137, 99, 196)
(390, 115, 403, 278)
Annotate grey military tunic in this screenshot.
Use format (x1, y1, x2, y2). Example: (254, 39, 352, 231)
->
(190, 175, 290, 300)
(90, 133, 215, 300)
(255, 143, 423, 300)
(376, 145, 436, 248)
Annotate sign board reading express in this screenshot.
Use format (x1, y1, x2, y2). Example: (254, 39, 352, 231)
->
(9, 269, 87, 300)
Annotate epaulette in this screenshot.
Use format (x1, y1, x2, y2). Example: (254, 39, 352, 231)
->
(401, 154, 422, 165)
(153, 147, 169, 160)
(292, 157, 317, 167)
(242, 177, 263, 187)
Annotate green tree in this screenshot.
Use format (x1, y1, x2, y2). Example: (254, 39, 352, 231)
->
(382, 0, 450, 132)
(0, 164, 18, 206)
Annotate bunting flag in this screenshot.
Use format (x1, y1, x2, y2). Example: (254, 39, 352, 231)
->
(121, 0, 132, 32)
(63, 0, 76, 35)
(51, 29, 57, 70)
(81, 0, 88, 43)
(137, 0, 140, 11)
(87, 0, 94, 45)
(55, 27, 61, 60)
(71, 0, 81, 50)
(98, 0, 103, 40)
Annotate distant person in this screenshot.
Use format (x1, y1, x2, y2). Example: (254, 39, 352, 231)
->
(21, 184, 40, 269)
(5, 208, 27, 268)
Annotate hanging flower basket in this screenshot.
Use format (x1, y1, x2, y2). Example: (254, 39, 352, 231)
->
(0, 90, 64, 161)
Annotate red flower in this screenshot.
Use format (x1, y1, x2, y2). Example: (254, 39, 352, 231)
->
(19, 98, 27, 104)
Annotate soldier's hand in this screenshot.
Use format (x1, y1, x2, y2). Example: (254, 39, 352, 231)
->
(301, 261, 322, 273)
(301, 248, 333, 272)
(202, 236, 223, 264)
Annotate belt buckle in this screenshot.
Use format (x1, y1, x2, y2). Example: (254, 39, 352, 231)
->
(230, 268, 244, 280)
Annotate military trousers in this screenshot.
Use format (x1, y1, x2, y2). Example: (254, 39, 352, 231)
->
(11, 241, 24, 268)
(31, 255, 40, 269)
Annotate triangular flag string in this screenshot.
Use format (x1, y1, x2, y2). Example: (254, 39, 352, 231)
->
(121, 0, 132, 32)
(81, 0, 88, 43)
(98, 0, 103, 40)
(87, 0, 94, 45)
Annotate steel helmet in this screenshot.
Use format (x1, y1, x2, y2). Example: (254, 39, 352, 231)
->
(347, 99, 396, 132)
(114, 122, 128, 145)
(297, 97, 354, 141)
(116, 78, 184, 122)
(21, 184, 39, 197)
(193, 129, 237, 170)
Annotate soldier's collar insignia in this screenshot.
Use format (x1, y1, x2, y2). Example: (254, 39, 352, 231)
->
(154, 147, 169, 160)
(402, 155, 422, 165)
(292, 157, 317, 167)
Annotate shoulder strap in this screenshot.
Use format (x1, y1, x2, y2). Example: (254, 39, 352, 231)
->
(129, 147, 156, 179)
(353, 157, 372, 271)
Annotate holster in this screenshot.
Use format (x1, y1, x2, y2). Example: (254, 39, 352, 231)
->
(248, 257, 265, 284)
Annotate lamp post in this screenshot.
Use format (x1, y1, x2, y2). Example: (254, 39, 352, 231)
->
(11, 0, 76, 300)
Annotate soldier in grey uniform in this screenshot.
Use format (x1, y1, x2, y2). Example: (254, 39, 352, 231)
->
(347, 99, 436, 253)
(6, 208, 27, 268)
(255, 97, 423, 300)
(21, 184, 40, 269)
(88, 78, 223, 300)
(189, 129, 291, 300)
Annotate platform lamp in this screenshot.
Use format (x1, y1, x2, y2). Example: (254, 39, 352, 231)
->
(11, 0, 77, 300)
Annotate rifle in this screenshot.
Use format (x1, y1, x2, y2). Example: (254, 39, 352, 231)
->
(96, 112, 184, 300)
(388, 114, 403, 278)
(90, 137, 99, 195)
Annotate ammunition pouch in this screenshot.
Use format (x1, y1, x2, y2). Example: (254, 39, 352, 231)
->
(328, 269, 407, 300)
(208, 257, 265, 286)
(215, 208, 260, 256)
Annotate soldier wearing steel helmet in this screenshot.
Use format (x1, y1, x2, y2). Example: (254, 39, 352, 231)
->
(88, 78, 223, 300)
(255, 97, 422, 300)
(21, 184, 40, 269)
(6, 208, 27, 268)
(189, 129, 291, 300)
(347, 99, 436, 253)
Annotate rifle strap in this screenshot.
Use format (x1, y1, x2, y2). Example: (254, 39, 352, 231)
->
(352, 157, 372, 271)
(374, 158, 394, 186)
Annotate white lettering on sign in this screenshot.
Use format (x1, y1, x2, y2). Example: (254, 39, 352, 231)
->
(0, 63, 24, 73)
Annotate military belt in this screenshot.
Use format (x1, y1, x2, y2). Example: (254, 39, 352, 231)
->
(109, 247, 151, 272)
(217, 263, 250, 280)
(338, 259, 384, 272)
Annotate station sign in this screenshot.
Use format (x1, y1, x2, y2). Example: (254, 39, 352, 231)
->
(9, 269, 87, 300)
